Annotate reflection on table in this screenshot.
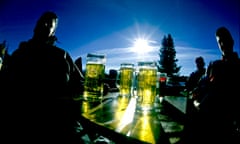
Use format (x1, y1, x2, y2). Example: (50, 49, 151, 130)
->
(79, 92, 172, 144)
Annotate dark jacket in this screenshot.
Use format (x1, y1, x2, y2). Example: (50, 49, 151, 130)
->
(1, 39, 84, 144)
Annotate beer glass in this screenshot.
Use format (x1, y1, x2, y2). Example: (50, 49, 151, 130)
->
(119, 63, 134, 97)
(136, 61, 157, 111)
(83, 53, 106, 102)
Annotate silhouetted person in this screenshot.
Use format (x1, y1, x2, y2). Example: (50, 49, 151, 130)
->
(185, 56, 206, 95)
(183, 26, 240, 144)
(1, 11, 84, 144)
(185, 56, 206, 116)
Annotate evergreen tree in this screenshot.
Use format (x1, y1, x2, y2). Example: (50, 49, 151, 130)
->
(158, 34, 181, 77)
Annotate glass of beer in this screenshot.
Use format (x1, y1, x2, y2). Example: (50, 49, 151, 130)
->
(136, 61, 157, 111)
(119, 63, 134, 97)
(83, 53, 106, 102)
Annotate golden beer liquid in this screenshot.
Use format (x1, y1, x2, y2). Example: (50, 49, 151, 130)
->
(119, 67, 134, 96)
(83, 63, 105, 101)
(137, 68, 157, 110)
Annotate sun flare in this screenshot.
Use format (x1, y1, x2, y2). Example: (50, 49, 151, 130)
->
(131, 38, 151, 54)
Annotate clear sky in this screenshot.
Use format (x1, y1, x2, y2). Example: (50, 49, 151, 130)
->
(0, 0, 239, 76)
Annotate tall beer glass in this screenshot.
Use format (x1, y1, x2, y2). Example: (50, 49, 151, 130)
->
(119, 63, 134, 97)
(83, 53, 106, 102)
(136, 61, 157, 111)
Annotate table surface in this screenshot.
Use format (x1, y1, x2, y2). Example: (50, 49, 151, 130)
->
(164, 95, 187, 114)
(78, 92, 186, 144)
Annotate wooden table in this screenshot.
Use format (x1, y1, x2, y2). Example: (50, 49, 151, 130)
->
(78, 92, 178, 144)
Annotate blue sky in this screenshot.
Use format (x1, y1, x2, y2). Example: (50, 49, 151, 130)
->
(0, 0, 239, 76)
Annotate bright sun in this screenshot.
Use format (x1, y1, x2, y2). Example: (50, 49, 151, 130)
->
(132, 38, 150, 54)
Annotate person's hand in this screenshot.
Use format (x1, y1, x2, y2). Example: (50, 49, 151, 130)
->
(193, 100, 200, 110)
(191, 87, 200, 100)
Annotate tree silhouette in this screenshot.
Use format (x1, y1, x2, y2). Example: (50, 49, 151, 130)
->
(158, 34, 181, 77)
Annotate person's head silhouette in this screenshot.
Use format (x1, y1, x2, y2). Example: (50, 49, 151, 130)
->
(215, 26, 234, 57)
(33, 11, 58, 44)
(195, 56, 205, 70)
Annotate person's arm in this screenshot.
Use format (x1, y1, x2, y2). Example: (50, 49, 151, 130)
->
(64, 52, 84, 98)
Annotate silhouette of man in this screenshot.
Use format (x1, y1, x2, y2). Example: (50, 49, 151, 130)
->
(1, 11, 84, 144)
(185, 56, 206, 96)
(184, 26, 240, 144)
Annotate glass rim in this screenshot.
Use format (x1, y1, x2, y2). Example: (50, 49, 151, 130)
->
(87, 53, 106, 58)
(137, 61, 156, 66)
(120, 63, 134, 66)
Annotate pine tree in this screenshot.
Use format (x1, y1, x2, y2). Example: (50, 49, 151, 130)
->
(158, 34, 181, 77)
